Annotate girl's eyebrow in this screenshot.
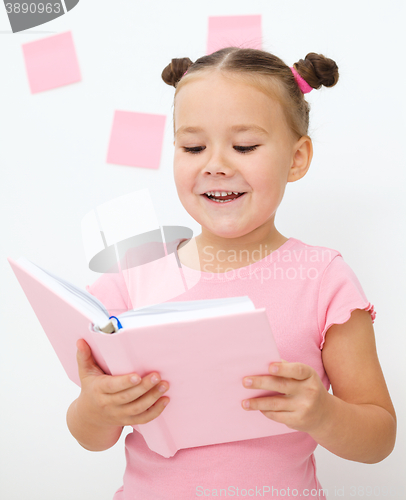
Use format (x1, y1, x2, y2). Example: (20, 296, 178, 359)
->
(175, 124, 269, 139)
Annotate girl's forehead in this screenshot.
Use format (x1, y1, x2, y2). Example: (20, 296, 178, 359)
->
(174, 73, 286, 127)
(176, 72, 286, 116)
(177, 71, 277, 97)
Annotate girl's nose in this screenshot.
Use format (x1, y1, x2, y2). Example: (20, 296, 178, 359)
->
(204, 165, 227, 176)
(204, 152, 233, 176)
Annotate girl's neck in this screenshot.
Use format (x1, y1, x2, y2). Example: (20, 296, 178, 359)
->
(177, 224, 289, 273)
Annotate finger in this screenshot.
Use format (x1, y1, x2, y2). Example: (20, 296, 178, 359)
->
(76, 339, 105, 379)
(268, 361, 314, 381)
(259, 408, 294, 426)
(243, 374, 294, 395)
(103, 369, 164, 396)
(242, 395, 292, 412)
(110, 374, 169, 405)
(126, 396, 170, 425)
(124, 383, 170, 418)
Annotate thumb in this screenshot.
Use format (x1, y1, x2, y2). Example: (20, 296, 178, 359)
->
(76, 339, 104, 379)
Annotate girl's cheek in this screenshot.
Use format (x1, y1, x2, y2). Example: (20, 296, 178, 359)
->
(174, 174, 191, 196)
(173, 164, 184, 185)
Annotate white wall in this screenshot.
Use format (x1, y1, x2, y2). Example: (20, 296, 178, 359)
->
(1, 1, 405, 499)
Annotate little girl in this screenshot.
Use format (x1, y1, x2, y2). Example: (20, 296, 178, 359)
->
(67, 47, 396, 499)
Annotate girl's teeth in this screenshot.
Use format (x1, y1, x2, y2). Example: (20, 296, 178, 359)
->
(205, 191, 242, 195)
(203, 191, 245, 203)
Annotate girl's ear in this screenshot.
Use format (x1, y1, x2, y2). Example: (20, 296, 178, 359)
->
(287, 136, 313, 182)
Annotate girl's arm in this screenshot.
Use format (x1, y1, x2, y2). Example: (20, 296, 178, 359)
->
(67, 398, 124, 452)
(242, 308, 396, 463)
(312, 308, 396, 463)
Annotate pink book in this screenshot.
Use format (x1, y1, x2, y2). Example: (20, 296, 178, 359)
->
(8, 256, 296, 457)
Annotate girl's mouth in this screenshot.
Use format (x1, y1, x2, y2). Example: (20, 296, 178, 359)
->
(202, 192, 246, 204)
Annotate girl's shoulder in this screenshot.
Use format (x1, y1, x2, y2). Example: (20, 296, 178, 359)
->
(276, 237, 342, 270)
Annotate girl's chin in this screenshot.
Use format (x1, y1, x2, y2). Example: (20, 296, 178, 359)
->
(199, 223, 250, 240)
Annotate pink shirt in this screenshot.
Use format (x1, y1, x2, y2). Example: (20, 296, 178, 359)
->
(87, 237, 375, 500)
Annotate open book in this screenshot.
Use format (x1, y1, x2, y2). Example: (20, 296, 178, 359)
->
(8, 256, 296, 457)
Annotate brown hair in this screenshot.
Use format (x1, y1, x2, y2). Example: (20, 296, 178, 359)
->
(161, 47, 339, 140)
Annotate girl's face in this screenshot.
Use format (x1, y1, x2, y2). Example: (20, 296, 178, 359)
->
(173, 72, 305, 241)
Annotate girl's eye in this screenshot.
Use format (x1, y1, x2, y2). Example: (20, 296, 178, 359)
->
(183, 146, 259, 155)
(184, 147, 205, 154)
(234, 145, 258, 154)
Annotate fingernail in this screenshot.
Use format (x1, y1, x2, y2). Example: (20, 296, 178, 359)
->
(151, 374, 160, 384)
(243, 378, 252, 387)
(131, 375, 141, 384)
(270, 365, 279, 374)
(158, 384, 167, 392)
(163, 399, 169, 407)
(243, 400, 250, 409)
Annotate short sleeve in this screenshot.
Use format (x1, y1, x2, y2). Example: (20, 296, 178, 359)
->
(317, 255, 376, 349)
(87, 270, 133, 317)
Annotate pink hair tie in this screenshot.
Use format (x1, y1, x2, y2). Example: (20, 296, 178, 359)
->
(182, 70, 188, 77)
(290, 66, 313, 94)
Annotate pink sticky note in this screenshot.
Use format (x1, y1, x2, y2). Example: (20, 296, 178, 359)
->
(207, 15, 262, 55)
(22, 31, 81, 94)
(107, 111, 166, 169)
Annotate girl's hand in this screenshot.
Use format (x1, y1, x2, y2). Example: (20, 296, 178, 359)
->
(242, 361, 331, 433)
(75, 339, 170, 428)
